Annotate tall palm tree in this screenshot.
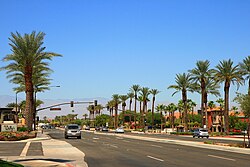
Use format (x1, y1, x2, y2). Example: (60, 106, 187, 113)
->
(138, 96, 143, 126)
(127, 92, 134, 112)
(239, 56, 250, 96)
(119, 95, 129, 126)
(1, 31, 61, 130)
(150, 89, 160, 128)
(168, 73, 195, 132)
(214, 59, 244, 134)
(155, 104, 165, 132)
(139, 87, 151, 127)
(130, 85, 140, 128)
(167, 103, 177, 130)
(112, 94, 121, 128)
(189, 60, 214, 127)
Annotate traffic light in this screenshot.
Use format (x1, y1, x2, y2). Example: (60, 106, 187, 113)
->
(94, 100, 97, 106)
(70, 101, 74, 107)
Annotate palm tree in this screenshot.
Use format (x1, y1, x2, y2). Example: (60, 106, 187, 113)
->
(150, 89, 160, 128)
(187, 99, 197, 123)
(1, 31, 61, 130)
(189, 60, 214, 127)
(168, 73, 195, 132)
(83, 113, 88, 120)
(127, 92, 134, 112)
(214, 59, 244, 134)
(138, 96, 143, 126)
(87, 105, 95, 125)
(119, 95, 129, 126)
(177, 100, 184, 123)
(95, 104, 104, 116)
(139, 87, 151, 128)
(155, 104, 165, 132)
(239, 56, 250, 96)
(216, 98, 224, 132)
(167, 103, 177, 130)
(208, 101, 216, 110)
(112, 94, 121, 128)
(130, 85, 140, 128)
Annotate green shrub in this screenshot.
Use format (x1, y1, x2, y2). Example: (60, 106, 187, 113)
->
(17, 127, 28, 132)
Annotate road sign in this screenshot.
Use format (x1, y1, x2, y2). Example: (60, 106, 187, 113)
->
(50, 107, 61, 111)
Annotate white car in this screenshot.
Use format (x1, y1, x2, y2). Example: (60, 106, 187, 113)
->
(115, 127, 124, 133)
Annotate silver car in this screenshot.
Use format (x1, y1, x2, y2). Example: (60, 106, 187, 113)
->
(65, 124, 81, 139)
(193, 128, 209, 138)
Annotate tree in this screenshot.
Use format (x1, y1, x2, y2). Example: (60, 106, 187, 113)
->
(189, 60, 214, 127)
(239, 56, 250, 96)
(167, 103, 177, 130)
(150, 89, 160, 128)
(127, 92, 134, 112)
(208, 101, 216, 110)
(155, 104, 165, 132)
(119, 95, 129, 126)
(214, 59, 244, 134)
(112, 94, 121, 128)
(95, 114, 110, 127)
(168, 73, 195, 131)
(187, 99, 197, 123)
(234, 93, 250, 146)
(139, 87, 151, 128)
(130, 85, 140, 128)
(1, 31, 61, 130)
(83, 113, 88, 120)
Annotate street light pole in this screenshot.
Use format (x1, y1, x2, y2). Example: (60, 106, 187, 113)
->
(34, 85, 60, 131)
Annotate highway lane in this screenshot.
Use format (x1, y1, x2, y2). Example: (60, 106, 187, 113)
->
(48, 129, 250, 167)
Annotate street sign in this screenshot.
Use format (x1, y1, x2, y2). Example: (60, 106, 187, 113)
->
(50, 107, 61, 111)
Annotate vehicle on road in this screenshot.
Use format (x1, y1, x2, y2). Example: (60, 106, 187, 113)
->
(100, 127, 109, 132)
(115, 127, 124, 133)
(193, 128, 209, 138)
(65, 124, 81, 139)
(85, 126, 90, 130)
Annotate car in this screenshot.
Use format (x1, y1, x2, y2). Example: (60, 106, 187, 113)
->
(193, 128, 209, 138)
(115, 127, 124, 133)
(100, 127, 109, 132)
(65, 124, 81, 139)
(95, 126, 101, 131)
(85, 126, 90, 130)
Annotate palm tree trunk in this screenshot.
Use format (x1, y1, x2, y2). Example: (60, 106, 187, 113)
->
(224, 82, 230, 134)
(172, 111, 175, 130)
(152, 97, 155, 129)
(182, 90, 188, 132)
(115, 105, 118, 128)
(134, 95, 137, 129)
(129, 99, 132, 111)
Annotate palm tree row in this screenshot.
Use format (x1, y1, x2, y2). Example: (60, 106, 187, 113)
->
(168, 57, 250, 133)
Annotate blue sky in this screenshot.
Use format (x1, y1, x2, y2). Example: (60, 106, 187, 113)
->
(0, 0, 250, 106)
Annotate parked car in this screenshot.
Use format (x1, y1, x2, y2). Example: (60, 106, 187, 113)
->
(100, 127, 109, 132)
(65, 124, 81, 139)
(95, 126, 101, 131)
(115, 127, 124, 133)
(193, 128, 209, 138)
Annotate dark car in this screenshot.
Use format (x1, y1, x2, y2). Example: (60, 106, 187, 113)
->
(65, 124, 81, 139)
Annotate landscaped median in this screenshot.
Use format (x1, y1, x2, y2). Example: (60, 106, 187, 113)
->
(0, 131, 36, 141)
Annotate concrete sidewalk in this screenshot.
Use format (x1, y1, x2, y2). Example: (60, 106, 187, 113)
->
(0, 131, 88, 167)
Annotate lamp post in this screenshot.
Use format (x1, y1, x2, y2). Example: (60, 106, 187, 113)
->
(34, 85, 60, 130)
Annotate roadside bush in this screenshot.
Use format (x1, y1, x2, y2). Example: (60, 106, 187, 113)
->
(17, 127, 28, 132)
(0, 131, 36, 141)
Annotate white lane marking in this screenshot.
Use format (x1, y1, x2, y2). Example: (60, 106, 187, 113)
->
(20, 142, 31, 157)
(116, 137, 123, 139)
(151, 144, 162, 148)
(123, 140, 130, 143)
(208, 155, 236, 161)
(147, 155, 164, 162)
(110, 144, 118, 148)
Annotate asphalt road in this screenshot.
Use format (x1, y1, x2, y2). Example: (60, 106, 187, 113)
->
(48, 129, 250, 167)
